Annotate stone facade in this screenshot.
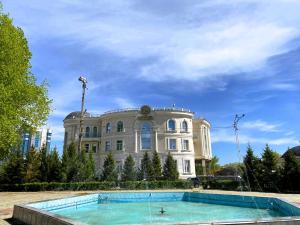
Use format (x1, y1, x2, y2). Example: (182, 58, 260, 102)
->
(63, 106, 212, 179)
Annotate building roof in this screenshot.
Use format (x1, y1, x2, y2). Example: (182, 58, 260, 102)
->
(64, 111, 91, 120)
(282, 146, 300, 157)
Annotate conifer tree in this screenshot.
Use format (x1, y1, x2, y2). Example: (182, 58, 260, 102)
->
(281, 149, 300, 192)
(0, 148, 25, 184)
(39, 144, 48, 182)
(86, 153, 96, 181)
(152, 151, 162, 180)
(243, 144, 262, 191)
(163, 153, 178, 180)
(261, 144, 280, 192)
(61, 142, 79, 182)
(47, 147, 62, 182)
(121, 155, 136, 181)
(25, 147, 41, 182)
(101, 152, 117, 181)
(139, 152, 154, 181)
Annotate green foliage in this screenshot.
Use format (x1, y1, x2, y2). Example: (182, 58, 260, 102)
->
(24, 147, 41, 183)
(138, 152, 154, 181)
(47, 147, 62, 182)
(243, 145, 262, 191)
(61, 143, 80, 182)
(121, 155, 136, 181)
(163, 153, 178, 180)
(101, 153, 117, 182)
(208, 156, 220, 174)
(0, 11, 51, 159)
(39, 144, 48, 182)
(0, 149, 25, 184)
(86, 153, 96, 181)
(280, 149, 300, 192)
(261, 144, 280, 192)
(202, 180, 241, 191)
(152, 151, 162, 180)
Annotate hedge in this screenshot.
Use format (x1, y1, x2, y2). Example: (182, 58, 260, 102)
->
(0, 180, 192, 192)
(202, 180, 243, 191)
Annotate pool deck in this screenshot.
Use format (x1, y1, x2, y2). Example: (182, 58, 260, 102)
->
(1, 189, 300, 225)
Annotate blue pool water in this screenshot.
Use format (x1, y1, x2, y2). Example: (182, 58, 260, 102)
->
(27, 192, 300, 225)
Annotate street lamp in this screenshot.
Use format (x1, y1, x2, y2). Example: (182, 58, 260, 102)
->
(78, 76, 87, 153)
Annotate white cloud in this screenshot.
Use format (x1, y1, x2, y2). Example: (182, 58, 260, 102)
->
(114, 97, 136, 109)
(4, 0, 300, 82)
(212, 129, 299, 145)
(241, 120, 281, 132)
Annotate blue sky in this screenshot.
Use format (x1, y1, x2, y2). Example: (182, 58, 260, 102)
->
(3, 0, 300, 165)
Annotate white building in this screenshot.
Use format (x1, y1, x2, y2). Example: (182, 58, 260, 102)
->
(63, 105, 212, 179)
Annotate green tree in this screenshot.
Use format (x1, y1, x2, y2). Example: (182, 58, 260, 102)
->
(243, 145, 262, 191)
(152, 151, 162, 180)
(281, 149, 300, 192)
(101, 153, 117, 182)
(39, 144, 48, 182)
(208, 156, 220, 175)
(0, 9, 51, 159)
(0, 149, 25, 184)
(121, 155, 136, 181)
(261, 144, 280, 192)
(86, 153, 96, 181)
(138, 152, 154, 181)
(25, 147, 41, 182)
(47, 147, 62, 182)
(163, 153, 179, 180)
(61, 142, 79, 182)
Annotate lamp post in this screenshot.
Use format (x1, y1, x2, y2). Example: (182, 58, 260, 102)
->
(78, 76, 87, 153)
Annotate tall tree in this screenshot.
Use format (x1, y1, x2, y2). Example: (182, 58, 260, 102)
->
(86, 153, 96, 181)
(121, 155, 136, 181)
(39, 144, 48, 182)
(163, 153, 179, 180)
(281, 149, 300, 192)
(61, 142, 79, 182)
(208, 156, 220, 175)
(101, 153, 117, 182)
(139, 152, 154, 181)
(47, 147, 62, 182)
(25, 147, 41, 183)
(0, 9, 51, 159)
(243, 145, 262, 191)
(261, 144, 280, 192)
(0, 148, 25, 184)
(152, 151, 162, 180)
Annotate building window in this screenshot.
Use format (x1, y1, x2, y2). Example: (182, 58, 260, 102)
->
(117, 121, 124, 132)
(93, 126, 97, 137)
(168, 138, 177, 150)
(105, 141, 111, 151)
(84, 143, 90, 153)
(183, 160, 191, 174)
(141, 122, 152, 150)
(167, 119, 176, 131)
(106, 123, 111, 134)
(181, 121, 188, 132)
(116, 140, 123, 151)
(92, 144, 97, 153)
(182, 140, 189, 151)
(85, 127, 90, 137)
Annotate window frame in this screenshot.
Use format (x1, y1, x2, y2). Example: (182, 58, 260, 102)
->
(84, 143, 90, 153)
(167, 119, 176, 132)
(183, 160, 191, 174)
(116, 140, 123, 151)
(117, 121, 124, 132)
(92, 144, 97, 153)
(182, 139, 189, 151)
(141, 122, 152, 150)
(85, 127, 90, 137)
(93, 126, 98, 137)
(181, 120, 188, 132)
(105, 141, 111, 151)
(106, 123, 111, 134)
(168, 138, 177, 150)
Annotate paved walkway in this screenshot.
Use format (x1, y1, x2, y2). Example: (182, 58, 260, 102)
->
(0, 189, 299, 225)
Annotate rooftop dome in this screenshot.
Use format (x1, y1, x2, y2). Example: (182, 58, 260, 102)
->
(64, 111, 91, 120)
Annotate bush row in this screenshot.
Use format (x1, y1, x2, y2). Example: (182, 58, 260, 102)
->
(202, 180, 242, 191)
(0, 180, 192, 192)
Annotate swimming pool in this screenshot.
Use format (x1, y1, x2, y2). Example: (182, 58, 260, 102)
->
(13, 192, 300, 225)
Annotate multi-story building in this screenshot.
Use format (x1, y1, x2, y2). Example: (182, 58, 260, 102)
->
(21, 128, 52, 155)
(63, 105, 212, 179)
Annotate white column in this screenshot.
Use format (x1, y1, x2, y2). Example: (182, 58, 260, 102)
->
(135, 130, 138, 153)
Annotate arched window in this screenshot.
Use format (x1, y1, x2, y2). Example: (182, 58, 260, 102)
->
(181, 121, 188, 132)
(141, 122, 152, 150)
(117, 121, 123, 132)
(167, 119, 176, 131)
(106, 123, 111, 134)
(85, 127, 90, 137)
(93, 126, 97, 137)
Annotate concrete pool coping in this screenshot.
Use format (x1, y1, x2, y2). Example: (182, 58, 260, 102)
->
(11, 191, 300, 225)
